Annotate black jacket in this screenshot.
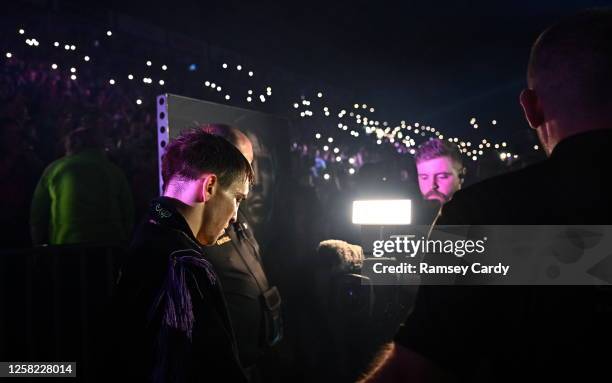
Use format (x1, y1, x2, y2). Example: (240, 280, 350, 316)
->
(205, 208, 282, 369)
(108, 197, 248, 382)
(396, 130, 612, 382)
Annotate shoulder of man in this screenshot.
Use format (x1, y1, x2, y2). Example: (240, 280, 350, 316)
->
(439, 160, 549, 225)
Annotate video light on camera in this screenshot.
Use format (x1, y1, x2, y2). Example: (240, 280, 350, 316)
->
(352, 200, 411, 225)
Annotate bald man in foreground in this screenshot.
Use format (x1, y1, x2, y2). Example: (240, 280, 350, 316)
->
(360, 8, 612, 382)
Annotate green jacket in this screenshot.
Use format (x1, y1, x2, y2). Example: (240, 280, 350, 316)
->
(30, 149, 134, 245)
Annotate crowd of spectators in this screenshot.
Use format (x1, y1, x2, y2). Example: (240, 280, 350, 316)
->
(0, 53, 157, 247)
(0, 11, 545, 250)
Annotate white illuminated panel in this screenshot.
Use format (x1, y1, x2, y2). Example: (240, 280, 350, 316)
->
(352, 200, 411, 225)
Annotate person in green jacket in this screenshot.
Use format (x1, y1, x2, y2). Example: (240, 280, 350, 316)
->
(30, 123, 134, 245)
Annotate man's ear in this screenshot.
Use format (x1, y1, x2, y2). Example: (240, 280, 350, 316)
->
(459, 167, 466, 186)
(520, 89, 545, 130)
(201, 174, 218, 202)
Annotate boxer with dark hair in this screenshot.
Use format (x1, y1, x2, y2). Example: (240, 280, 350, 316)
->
(109, 128, 254, 382)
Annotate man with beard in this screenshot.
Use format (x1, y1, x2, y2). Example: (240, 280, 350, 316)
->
(359, 8, 612, 383)
(414, 139, 464, 205)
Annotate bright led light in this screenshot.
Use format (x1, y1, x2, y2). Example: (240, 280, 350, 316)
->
(70, 45, 76, 50)
(107, 30, 112, 36)
(236, 65, 242, 70)
(225, 95, 230, 100)
(502, 142, 507, 147)
(323, 145, 330, 151)
(260, 95, 266, 102)
(70, 67, 76, 73)
(470, 117, 476, 125)
(534, 145, 539, 150)
(210, 83, 216, 88)
(70, 74, 77, 80)
(266, 86, 272, 92)
(472, 156, 478, 161)
(333, 147, 340, 153)
(328, 137, 334, 143)
(473, 124, 478, 129)
(128, 74, 134, 80)
(247, 97, 252, 102)
(5, 52, 12, 58)
(216, 86, 222, 92)
(315, 133, 321, 139)
(51, 63, 57, 69)
(317, 92, 323, 98)
(248, 71, 253, 77)
(146, 60, 152, 66)
(159, 79, 165, 85)
(222, 63, 228, 68)
(349, 168, 355, 175)
(369, 107, 375, 112)
(54, 42, 59, 47)
(336, 156, 342, 161)
(492, 120, 497, 125)
(500, 153, 507, 160)
(354, 104, 359, 108)
(323, 173, 330, 180)
(352, 200, 411, 225)
(64, 44, 70, 50)
(293, 103, 299, 108)
(136, 99, 142, 105)
(162, 65, 167, 70)
(109, 79, 115, 85)
(248, 90, 253, 95)
(19, 29, 25, 34)
(84, 56, 90, 62)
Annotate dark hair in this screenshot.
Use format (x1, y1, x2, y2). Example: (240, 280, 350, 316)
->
(198, 123, 244, 147)
(414, 139, 463, 169)
(64, 127, 103, 155)
(161, 128, 254, 191)
(528, 8, 612, 110)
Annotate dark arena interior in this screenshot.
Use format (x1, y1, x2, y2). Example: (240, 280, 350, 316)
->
(2, 1, 612, 382)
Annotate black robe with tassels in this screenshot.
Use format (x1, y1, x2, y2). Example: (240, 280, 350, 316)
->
(108, 197, 248, 382)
